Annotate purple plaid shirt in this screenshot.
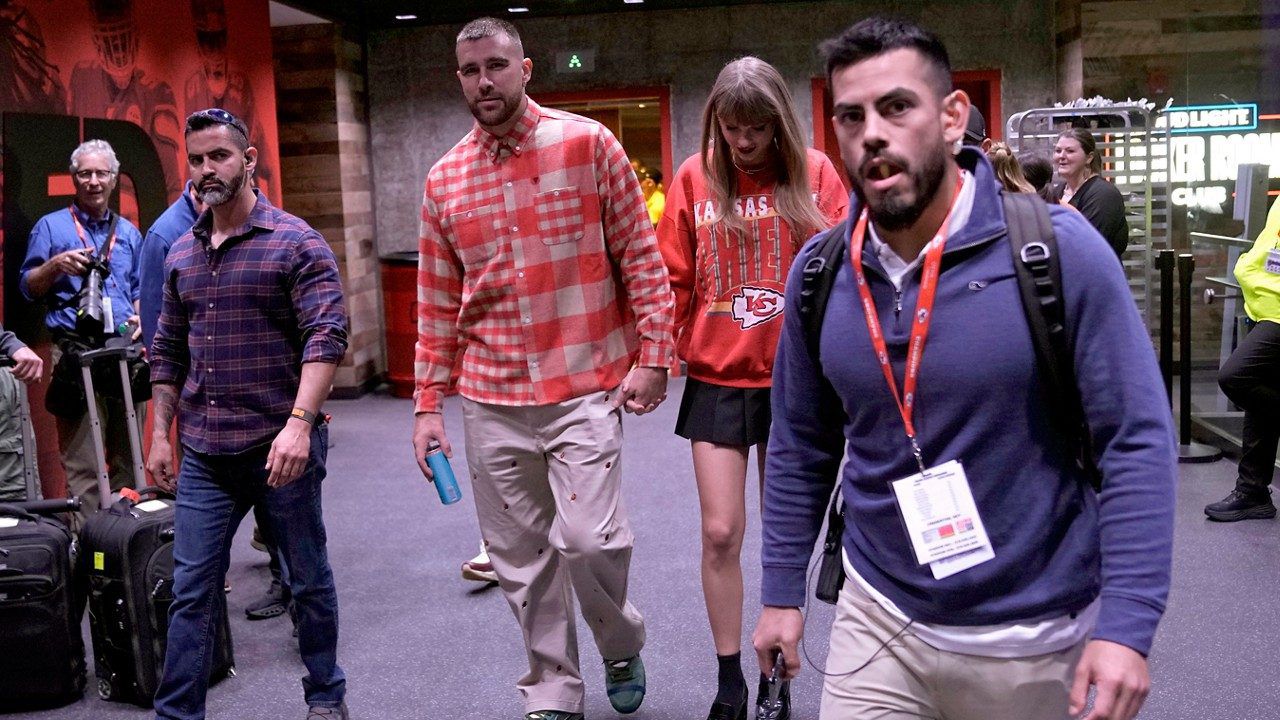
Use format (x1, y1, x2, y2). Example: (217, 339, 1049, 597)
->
(150, 192, 348, 455)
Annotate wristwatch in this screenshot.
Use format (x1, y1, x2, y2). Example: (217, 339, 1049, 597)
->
(290, 407, 317, 425)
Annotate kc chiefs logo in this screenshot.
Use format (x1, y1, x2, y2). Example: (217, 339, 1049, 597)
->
(730, 286, 785, 329)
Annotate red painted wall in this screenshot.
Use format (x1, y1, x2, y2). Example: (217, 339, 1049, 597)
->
(0, 0, 280, 498)
(1, 0, 280, 207)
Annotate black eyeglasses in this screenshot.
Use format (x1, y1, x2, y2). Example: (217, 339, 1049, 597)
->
(186, 108, 249, 140)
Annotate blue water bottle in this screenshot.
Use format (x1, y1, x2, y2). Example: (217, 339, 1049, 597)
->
(425, 441, 462, 505)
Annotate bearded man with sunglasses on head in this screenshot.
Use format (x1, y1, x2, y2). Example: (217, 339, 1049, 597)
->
(147, 108, 351, 720)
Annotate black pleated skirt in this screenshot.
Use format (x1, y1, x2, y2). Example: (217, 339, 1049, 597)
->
(674, 377, 772, 447)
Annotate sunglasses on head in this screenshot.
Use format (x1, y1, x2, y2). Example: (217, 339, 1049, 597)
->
(187, 108, 249, 140)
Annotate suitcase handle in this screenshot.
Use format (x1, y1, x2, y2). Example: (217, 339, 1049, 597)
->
(77, 337, 144, 366)
(4, 498, 81, 516)
(136, 486, 175, 500)
(109, 486, 174, 510)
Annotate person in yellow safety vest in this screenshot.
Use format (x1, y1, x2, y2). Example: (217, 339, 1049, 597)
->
(1205, 195, 1280, 522)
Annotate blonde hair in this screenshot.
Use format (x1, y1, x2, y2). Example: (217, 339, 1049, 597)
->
(986, 142, 1035, 194)
(699, 56, 828, 237)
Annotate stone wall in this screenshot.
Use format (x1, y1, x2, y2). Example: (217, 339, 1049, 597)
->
(366, 0, 1057, 254)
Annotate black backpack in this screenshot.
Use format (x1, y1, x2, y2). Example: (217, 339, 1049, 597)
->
(800, 192, 1099, 604)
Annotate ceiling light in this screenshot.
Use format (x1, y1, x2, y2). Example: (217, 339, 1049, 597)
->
(394, 14, 417, 20)
(624, 0, 645, 4)
(508, 6, 529, 11)
(638, 103, 647, 108)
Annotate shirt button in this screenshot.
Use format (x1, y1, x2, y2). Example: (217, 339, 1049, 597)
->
(211, 271, 217, 277)
(510, 226, 518, 232)
(209, 400, 216, 406)
(517, 271, 525, 278)
(523, 317, 531, 324)
(208, 302, 214, 308)
(206, 335, 213, 341)
(506, 182, 512, 187)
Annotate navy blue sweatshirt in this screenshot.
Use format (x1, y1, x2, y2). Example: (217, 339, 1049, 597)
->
(761, 151, 1176, 656)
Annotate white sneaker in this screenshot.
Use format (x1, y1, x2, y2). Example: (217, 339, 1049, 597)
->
(461, 549, 499, 584)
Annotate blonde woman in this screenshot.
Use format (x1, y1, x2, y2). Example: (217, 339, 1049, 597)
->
(986, 141, 1036, 194)
(657, 56, 847, 720)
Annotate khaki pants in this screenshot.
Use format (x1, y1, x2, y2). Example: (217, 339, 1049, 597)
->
(821, 582, 1085, 720)
(463, 390, 644, 714)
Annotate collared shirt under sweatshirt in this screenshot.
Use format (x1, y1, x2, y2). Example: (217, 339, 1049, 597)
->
(761, 150, 1177, 657)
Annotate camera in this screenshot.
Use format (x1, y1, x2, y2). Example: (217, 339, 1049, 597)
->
(75, 254, 112, 340)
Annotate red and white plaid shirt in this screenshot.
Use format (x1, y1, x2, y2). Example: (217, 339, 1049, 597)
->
(414, 99, 675, 413)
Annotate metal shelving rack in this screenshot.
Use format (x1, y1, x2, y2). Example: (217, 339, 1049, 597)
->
(1006, 104, 1173, 330)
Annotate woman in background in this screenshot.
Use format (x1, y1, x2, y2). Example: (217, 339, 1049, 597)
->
(1050, 128, 1129, 257)
(986, 141, 1035, 194)
(1017, 149, 1054, 201)
(657, 56, 847, 720)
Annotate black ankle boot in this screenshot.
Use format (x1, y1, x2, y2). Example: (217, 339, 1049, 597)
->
(755, 674, 791, 720)
(707, 684, 747, 720)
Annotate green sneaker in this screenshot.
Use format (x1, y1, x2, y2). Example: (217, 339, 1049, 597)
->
(524, 712, 583, 720)
(604, 655, 645, 714)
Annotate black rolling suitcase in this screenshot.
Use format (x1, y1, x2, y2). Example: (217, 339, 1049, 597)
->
(79, 489, 236, 705)
(0, 501, 85, 709)
(0, 356, 86, 709)
(76, 342, 234, 706)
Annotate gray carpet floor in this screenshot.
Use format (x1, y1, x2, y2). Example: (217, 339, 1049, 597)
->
(9, 377, 1280, 719)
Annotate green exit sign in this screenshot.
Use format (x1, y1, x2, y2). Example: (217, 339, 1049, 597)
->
(556, 49, 595, 73)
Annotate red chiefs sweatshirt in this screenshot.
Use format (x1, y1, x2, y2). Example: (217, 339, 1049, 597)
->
(658, 148, 848, 387)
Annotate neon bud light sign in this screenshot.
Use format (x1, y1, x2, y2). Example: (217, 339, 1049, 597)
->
(1146, 103, 1280, 209)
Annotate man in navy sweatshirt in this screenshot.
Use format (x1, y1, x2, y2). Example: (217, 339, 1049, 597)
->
(752, 17, 1176, 720)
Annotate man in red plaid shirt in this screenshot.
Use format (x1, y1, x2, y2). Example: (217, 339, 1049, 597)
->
(411, 17, 675, 720)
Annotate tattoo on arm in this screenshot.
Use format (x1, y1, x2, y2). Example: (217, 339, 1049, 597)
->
(151, 383, 179, 434)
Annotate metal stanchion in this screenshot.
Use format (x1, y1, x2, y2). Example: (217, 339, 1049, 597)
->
(1176, 253, 1222, 463)
(1156, 249, 1175, 404)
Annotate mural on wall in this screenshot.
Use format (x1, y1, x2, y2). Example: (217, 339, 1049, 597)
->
(0, 0, 279, 315)
(0, 0, 67, 113)
(0, 0, 278, 500)
(185, 0, 275, 194)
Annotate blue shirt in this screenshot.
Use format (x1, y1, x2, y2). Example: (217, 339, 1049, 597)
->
(140, 182, 199, 349)
(761, 150, 1176, 657)
(20, 204, 142, 334)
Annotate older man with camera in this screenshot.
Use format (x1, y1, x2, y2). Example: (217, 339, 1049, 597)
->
(20, 138, 145, 525)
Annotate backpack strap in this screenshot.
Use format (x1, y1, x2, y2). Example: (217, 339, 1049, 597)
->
(798, 222, 848, 367)
(796, 222, 850, 605)
(1004, 193, 1101, 489)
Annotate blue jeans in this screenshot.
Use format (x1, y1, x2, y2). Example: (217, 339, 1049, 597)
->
(153, 424, 345, 719)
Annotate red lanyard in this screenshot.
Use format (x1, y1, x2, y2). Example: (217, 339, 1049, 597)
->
(68, 205, 117, 263)
(849, 178, 964, 472)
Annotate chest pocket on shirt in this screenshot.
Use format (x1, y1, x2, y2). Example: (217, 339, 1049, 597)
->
(446, 208, 501, 271)
(534, 188, 585, 245)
